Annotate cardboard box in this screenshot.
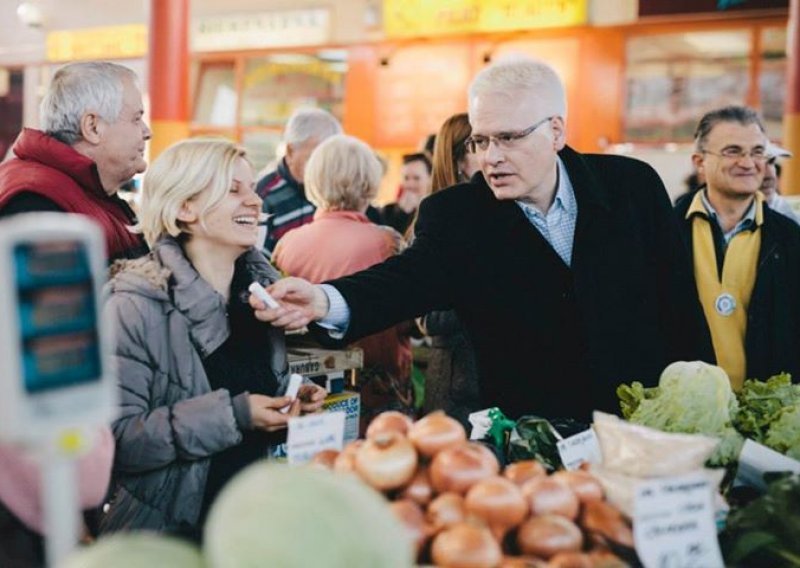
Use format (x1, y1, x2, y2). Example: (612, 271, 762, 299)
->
(322, 390, 360, 444)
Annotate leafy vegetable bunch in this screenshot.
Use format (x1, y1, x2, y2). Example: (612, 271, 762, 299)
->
(735, 374, 800, 460)
(618, 363, 800, 465)
(617, 361, 744, 466)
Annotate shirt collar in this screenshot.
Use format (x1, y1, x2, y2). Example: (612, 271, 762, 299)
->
(516, 157, 576, 217)
(686, 189, 764, 229)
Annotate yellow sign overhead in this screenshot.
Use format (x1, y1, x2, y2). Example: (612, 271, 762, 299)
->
(383, 0, 587, 38)
(46, 25, 148, 63)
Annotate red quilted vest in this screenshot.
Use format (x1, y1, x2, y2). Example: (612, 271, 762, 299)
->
(0, 128, 145, 259)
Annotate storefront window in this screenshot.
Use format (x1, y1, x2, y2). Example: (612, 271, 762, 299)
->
(625, 30, 751, 142)
(239, 51, 346, 128)
(193, 62, 237, 127)
(760, 26, 786, 140)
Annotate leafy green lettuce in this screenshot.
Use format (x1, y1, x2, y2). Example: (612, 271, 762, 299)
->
(736, 374, 800, 459)
(617, 366, 800, 465)
(616, 361, 743, 466)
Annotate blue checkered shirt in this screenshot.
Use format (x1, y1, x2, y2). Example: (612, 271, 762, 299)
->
(515, 158, 578, 266)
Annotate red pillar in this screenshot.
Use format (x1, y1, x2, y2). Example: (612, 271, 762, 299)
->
(785, 0, 799, 194)
(148, 0, 190, 160)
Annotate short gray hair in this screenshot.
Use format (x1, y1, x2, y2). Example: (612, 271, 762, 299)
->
(41, 62, 137, 145)
(304, 134, 382, 211)
(468, 55, 567, 122)
(694, 106, 766, 152)
(283, 107, 342, 147)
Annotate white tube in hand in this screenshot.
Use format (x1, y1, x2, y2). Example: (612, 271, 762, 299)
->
(281, 373, 303, 414)
(249, 281, 280, 309)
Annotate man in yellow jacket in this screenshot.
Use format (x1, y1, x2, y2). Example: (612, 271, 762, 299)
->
(675, 106, 800, 389)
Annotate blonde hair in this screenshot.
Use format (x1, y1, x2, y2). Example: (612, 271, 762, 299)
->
(304, 134, 382, 211)
(137, 137, 247, 246)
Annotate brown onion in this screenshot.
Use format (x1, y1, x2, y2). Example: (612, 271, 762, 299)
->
(389, 499, 431, 557)
(354, 432, 418, 491)
(431, 521, 502, 568)
(580, 500, 634, 548)
(366, 410, 414, 440)
(465, 476, 529, 541)
(399, 465, 433, 506)
(547, 552, 592, 568)
(308, 449, 339, 470)
(333, 440, 363, 474)
(551, 470, 604, 504)
(587, 549, 628, 567)
(499, 556, 548, 567)
(516, 515, 583, 560)
(504, 460, 547, 486)
(426, 492, 466, 532)
(521, 476, 579, 520)
(408, 411, 467, 458)
(430, 442, 500, 494)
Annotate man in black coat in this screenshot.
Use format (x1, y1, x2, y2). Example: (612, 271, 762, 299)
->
(253, 56, 712, 422)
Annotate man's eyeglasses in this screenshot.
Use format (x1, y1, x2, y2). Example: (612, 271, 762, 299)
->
(701, 147, 769, 163)
(466, 115, 554, 154)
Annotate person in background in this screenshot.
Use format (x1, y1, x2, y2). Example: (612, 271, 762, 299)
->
(378, 152, 432, 235)
(251, 56, 712, 423)
(0, 431, 114, 567)
(676, 106, 800, 389)
(420, 113, 482, 425)
(421, 133, 437, 156)
(256, 108, 342, 256)
(100, 138, 326, 536)
(273, 135, 413, 430)
(760, 144, 799, 225)
(0, 61, 150, 262)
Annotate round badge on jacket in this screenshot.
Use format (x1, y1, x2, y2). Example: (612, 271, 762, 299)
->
(714, 292, 736, 317)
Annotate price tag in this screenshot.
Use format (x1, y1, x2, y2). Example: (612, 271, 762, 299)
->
(634, 471, 724, 568)
(736, 439, 800, 491)
(556, 428, 601, 470)
(286, 411, 345, 465)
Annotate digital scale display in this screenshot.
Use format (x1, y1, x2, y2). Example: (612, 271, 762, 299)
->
(13, 241, 101, 394)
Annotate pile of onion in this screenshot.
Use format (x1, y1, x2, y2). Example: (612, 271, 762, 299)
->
(306, 410, 634, 567)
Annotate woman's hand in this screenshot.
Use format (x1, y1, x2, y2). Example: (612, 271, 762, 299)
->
(247, 394, 298, 431)
(249, 277, 330, 331)
(297, 384, 327, 414)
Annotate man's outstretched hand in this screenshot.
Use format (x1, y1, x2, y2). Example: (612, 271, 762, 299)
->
(249, 277, 330, 331)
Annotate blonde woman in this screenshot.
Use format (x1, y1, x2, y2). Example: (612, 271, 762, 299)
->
(272, 134, 413, 431)
(100, 138, 325, 536)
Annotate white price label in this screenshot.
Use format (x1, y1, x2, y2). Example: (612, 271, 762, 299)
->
(736, 439, 800, 491)
(556, 428, 601, 470)
(286, 411, 345, 465)
(634, 471, 724, 568)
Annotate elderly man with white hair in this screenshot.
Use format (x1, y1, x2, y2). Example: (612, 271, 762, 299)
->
(0, 61, 151, 261)
(251, 56, 713, 423)
(256, 107, 342, 255)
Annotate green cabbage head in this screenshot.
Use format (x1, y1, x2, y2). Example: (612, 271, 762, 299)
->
(63, 534, 204, 568)
(204, 462, 414, 568)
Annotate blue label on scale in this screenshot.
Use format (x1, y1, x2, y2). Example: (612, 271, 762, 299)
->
(14, 241, 101, 393)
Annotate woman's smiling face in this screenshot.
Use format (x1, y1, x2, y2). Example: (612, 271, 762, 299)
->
(183, 157, 262, 252)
